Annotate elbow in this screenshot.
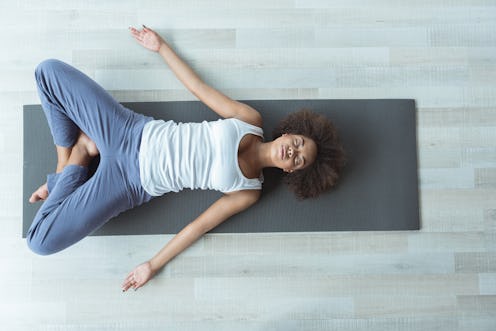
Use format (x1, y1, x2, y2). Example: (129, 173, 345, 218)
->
(251, 112, 263, 127)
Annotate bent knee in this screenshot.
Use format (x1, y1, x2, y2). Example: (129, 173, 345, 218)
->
(35, 59, 65, 78)
(26, 235, 58, 256)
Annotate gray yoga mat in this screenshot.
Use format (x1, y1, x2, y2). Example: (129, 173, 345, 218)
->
(23, 99, 420, 237)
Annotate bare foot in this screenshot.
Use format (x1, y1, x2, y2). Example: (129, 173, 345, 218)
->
(66, 132, 100, 168)
(78, 131, 99, 157)
(29, 182, 48, 203)
(29, 132, 99, 204)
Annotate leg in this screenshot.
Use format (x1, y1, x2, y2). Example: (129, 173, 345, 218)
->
(27, 126, 152, 255)
(27, 59, 154, 255)
(30, 58, 144, 204)
(29, 133, 99, 203)
(27, 158, 133, 255)
(35, 59, 146, 155)
(29, 58, 114, 204)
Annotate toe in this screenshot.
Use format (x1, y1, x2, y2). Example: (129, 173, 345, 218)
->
(29, 193, 38, 203)
(29, 183, 49, 203)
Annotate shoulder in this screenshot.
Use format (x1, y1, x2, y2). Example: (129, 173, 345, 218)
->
(233, 103, 263, 128)
(224, 189, 261, 207)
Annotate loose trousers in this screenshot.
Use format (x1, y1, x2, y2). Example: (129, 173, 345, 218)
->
(27, 59, 154, 255)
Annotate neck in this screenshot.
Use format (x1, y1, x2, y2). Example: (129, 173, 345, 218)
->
(251, 140, 276, 171)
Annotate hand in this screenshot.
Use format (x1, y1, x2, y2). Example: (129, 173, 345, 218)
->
(122, 261, 155, 291)
(129, 25, 164, 52)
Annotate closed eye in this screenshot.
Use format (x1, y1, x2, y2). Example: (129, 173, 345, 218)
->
(295, 156, 304, 167)
(294, 137, 302, 148)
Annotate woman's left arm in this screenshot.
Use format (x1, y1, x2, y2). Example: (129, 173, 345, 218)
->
(122, 189, 260, 291)
(129, 25, 262, 127)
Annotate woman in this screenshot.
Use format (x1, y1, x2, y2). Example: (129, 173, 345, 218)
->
(27, 26, 345, 291)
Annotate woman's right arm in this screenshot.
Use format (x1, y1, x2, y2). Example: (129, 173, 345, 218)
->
(121, 189, 260, 291)
(129, 25, 261, 127)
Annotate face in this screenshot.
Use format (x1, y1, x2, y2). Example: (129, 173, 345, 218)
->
(272, 134, 317, 173)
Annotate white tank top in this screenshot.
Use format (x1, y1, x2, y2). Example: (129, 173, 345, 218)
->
(139, 117, 264, 196)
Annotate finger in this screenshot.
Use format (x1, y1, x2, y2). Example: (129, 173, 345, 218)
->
(122, 278, 137, 292)
(122, 279, 133, 290)
(122, 282, 131, 292)
(129, 27, 142, 36)
(124, 272, 134, 282)
(134, 281, 145, 290)
(132, 35, 144, 44)
(130, 33, 141, 42)
(129, 29, 141, 38)
(121, 278, 130, 288)
(124, 283, 134, 292)
(130, 27, 146, 39)
(121, 273, 135, 287)
(132, 32, 144, 40)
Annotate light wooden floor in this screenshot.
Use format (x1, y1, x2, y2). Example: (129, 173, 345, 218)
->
(1, 1, 495, 330)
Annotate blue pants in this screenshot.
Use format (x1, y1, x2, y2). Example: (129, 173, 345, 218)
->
(27, 59, 154, 255)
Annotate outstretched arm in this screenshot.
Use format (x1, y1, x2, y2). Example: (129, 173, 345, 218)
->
(122, 189, 260, 291)
(129, 25, 261, 127)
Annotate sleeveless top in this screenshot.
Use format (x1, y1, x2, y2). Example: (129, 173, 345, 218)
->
(139, 117, 264, 196)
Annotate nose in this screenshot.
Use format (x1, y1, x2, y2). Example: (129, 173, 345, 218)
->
(288, 147, 293, 157)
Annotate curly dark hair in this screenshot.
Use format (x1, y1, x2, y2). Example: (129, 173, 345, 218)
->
(272, 108, 346, 199)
